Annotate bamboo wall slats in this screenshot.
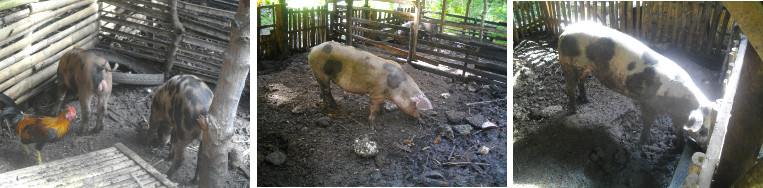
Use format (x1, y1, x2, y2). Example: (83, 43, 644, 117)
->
(515, 1, 737, 59)
(335, 0, 506, 86)
(99, 0, 249, 92)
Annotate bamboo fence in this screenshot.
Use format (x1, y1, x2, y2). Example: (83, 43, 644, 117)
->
(333, 0, 507, 86)
(0, 0, 99, 104)
(514, 1, 736, 59)
(97, 0, 245, 90)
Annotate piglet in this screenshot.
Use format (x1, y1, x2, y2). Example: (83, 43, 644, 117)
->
(308, 41, 433, 125)
(558, 22, 714, 148)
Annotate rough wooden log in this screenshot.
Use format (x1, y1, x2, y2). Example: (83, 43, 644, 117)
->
(0, 5, 96, 60)
(0, 0, 92, 41)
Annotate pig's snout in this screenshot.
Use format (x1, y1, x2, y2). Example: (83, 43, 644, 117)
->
(684, 106, 714, 148)
(413, 94, 433, 111)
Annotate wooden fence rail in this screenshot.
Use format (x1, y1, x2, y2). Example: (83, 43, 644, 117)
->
(98, 0, 245, 89)
(514, 1, 735, 59)
(334, 0, 507, 86)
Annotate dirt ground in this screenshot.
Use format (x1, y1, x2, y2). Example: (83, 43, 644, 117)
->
(0, 83, 251, 187)
(256, 46, 508, 186)
(512, 35, 722, 187)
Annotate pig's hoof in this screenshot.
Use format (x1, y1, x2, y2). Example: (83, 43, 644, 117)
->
(577, 96, 590, 104)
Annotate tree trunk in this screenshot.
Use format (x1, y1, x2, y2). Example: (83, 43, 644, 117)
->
(197, 0, 250, 187)
(165, 0, 185, 80)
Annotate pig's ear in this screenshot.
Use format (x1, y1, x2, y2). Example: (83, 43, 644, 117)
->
(411, 94, 433, 110)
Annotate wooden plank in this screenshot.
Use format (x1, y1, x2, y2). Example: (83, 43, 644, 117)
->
(345, 0, 353, 46)
(723, 1, 763, 71)
(642, 1, 649, 39)
(699, 34, 761, 188)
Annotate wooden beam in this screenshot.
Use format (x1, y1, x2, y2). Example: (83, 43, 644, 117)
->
(723, 2, 763, 62)
(698, 35, 759, 188)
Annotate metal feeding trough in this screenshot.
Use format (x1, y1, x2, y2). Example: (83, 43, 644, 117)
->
(0, 143, 177, 187)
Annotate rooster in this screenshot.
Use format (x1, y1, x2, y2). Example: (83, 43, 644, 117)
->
(0, 94, 76, 164)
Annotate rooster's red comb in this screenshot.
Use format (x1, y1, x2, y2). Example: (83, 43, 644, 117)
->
(67, 106, 76, 115)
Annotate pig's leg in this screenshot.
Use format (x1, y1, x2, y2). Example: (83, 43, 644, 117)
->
(315, 74, 338, 108)
(76, 91, 94, 135)
(577, 69, 591, 103)
(639, 106, 656, 145)
(166, 142, 185, 179)
(191, 140, 202, 183)
(368, 96, 385, 126)
(93, 92, 110, 134)
(560, 59, 582, 114)
(52, 83, 67, 116)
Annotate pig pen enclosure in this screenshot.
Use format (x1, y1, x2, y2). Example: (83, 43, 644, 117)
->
(514, 1, 763, 187)
(257, 0, 507, 186)
(0, 0, 250, 187)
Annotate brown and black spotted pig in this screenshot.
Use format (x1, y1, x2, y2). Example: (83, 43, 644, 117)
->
(558, 22, 714, 148)
(53, 47, 114, 135)
(308, 41, 433, 125)
(148, 74, 213, 182)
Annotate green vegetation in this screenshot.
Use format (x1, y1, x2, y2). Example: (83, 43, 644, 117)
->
(258, 0, 507, 43)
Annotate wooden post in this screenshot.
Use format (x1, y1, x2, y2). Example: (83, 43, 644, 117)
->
(438, 0, 446, 60)
(465, 0, 472, 35)
(165, 0, 185, 80)
(332, 0, 337, 40)
(197, 0, 249, 187)
(480, 0, 485, 42)
(408, 0, 420, 63)
(345, 0, 353, 46)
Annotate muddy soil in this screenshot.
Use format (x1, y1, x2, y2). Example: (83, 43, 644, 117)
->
(512, 36, 722, 187)
(0, 83, 250, 187)
(257, 48, 507, 186)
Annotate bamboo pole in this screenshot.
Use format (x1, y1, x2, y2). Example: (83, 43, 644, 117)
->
(0, 23, 97, 84)
(676, 1, 687, 49)
(0, 0, 37, 12)
(0, 3, 97, 60)
(0, 7, 30, 25)
(642, 1, 649, 40)
(16, 77, 54, 104)
(0, 13, 98, 72)
(0, 0, 92, 41)
(29, 0, 77, 14)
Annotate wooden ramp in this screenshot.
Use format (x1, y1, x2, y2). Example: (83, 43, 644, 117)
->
(0, 143, 177, 188)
